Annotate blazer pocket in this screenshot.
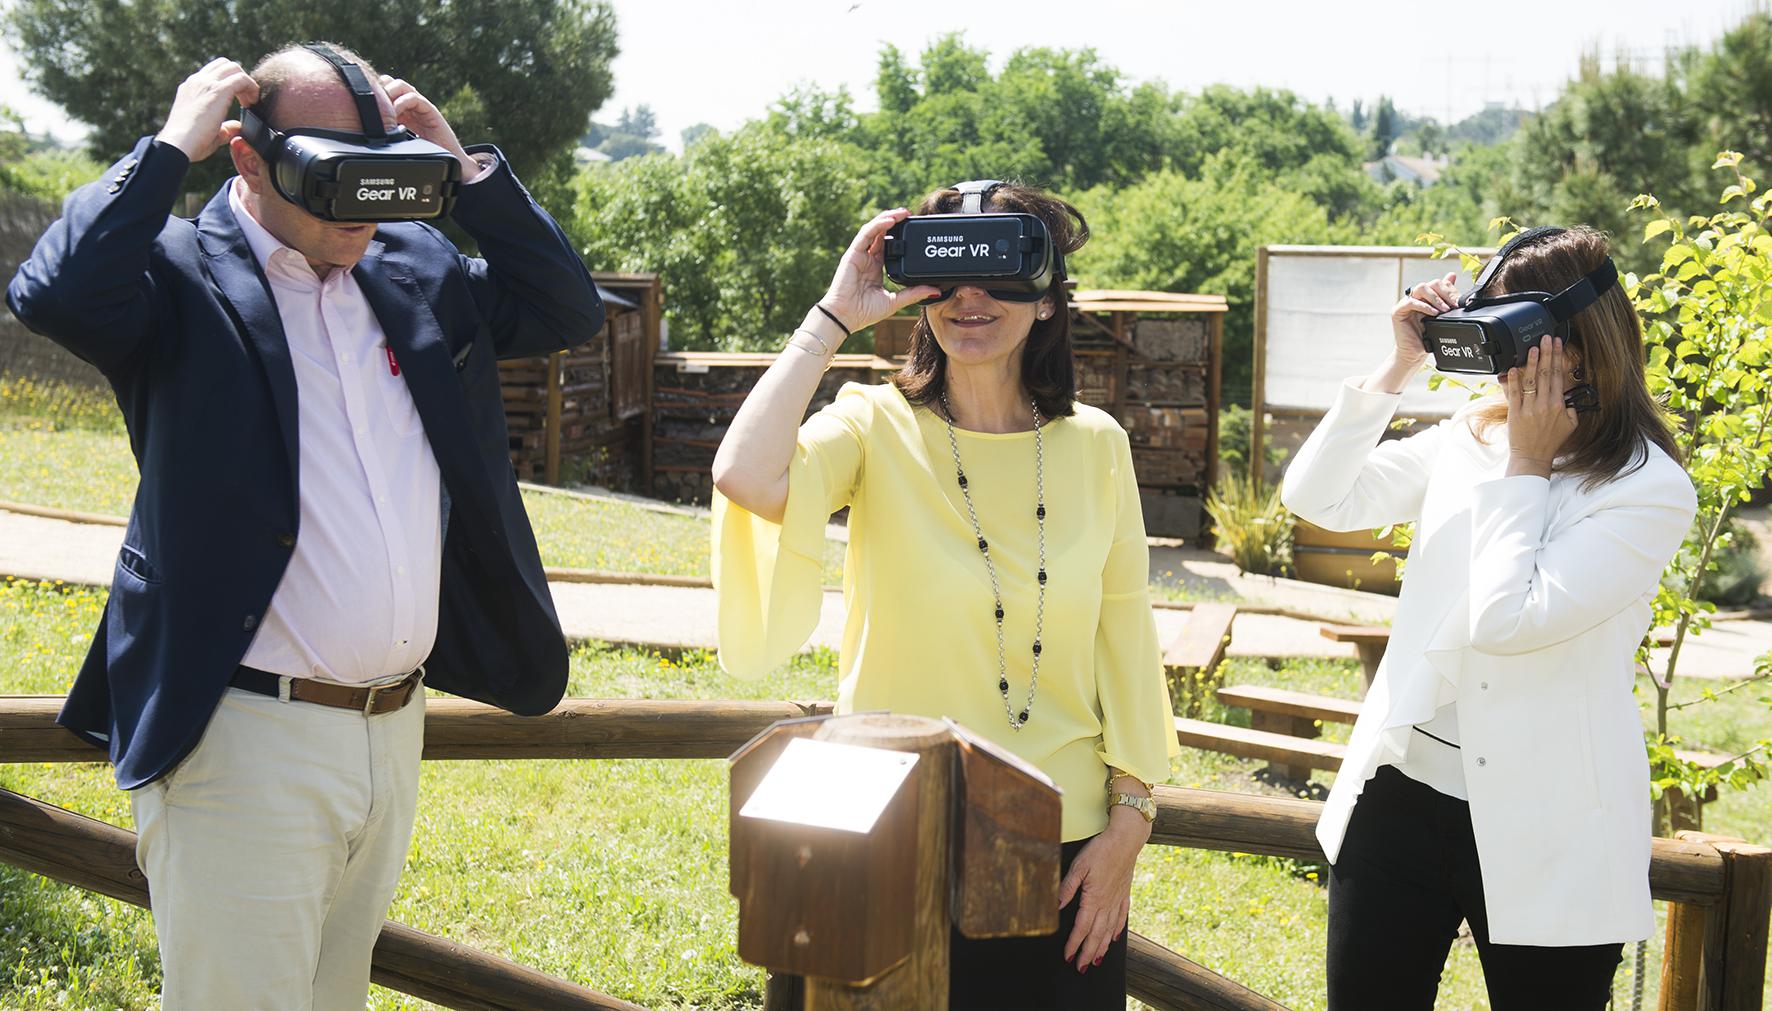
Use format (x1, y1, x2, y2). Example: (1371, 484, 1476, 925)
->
(117, 544, 162, 584)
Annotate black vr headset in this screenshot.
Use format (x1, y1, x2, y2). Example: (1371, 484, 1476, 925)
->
(239, 44, 461, 222)
(1419, 226, 1616, 389)
(883, 180, 1063, 303)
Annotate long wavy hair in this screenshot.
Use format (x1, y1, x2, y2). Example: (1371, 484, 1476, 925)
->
(890, 182, 1090, 420)
(1467, 226, 1681, 489)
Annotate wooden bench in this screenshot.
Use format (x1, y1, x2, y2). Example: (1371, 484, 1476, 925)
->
(1162, 604, 1238, 715)
(1320, 623, 1681, 697)
(1209, 682, 1734, 818)
(1214, 684, 1360, 781)
(1316, 624, 1389, 697)
(1173, 717, 1347, 777)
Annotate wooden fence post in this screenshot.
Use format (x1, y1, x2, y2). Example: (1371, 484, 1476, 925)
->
(1661, 831, 1772, 1011)
(800, 716, 955, 1011)
(1713, 837, 1772, 1011)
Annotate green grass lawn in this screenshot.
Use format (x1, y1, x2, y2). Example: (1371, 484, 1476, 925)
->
(2, 379, 1767, 1008)
(0, 377, 854, 583)
(9, 582, 1767, 1009)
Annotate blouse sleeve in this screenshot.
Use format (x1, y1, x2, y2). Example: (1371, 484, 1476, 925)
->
(1093, 427, 1182, 785)
(712, 383, 871, 679)
(1279, 378, 1451, 533)
(1467, 460, 1696, 655)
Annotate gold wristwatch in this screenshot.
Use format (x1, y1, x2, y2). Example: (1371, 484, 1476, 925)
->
(1110, 792, 1157, 822)
(1107, 767, 1156, 823)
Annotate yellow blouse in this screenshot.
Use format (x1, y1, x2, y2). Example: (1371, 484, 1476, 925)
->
(713, 381, 1178, 841)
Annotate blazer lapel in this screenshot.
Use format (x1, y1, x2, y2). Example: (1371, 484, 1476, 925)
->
(352, 248, 484, 515)
(196, 184, 300, 494)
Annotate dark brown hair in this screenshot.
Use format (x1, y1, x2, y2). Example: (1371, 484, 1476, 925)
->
(249, 42, 380, 131)
(1468, 226, 1682, 488)
(891, 182, 1089, 420)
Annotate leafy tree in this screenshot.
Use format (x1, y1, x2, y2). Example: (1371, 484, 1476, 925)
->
(920, 33, 989, 96)
(1446, 104, 1529, 146)
(572, 123, 869, 350)
(1504, 52, 1704, 269)
(590, 104, 665, 161)
(680, 123, 718, 149)
(5, 0, 620, 197)
(1071, 153, 1343, 399)
(1628, 154, 1772, 828)
(1689, 10, 1772, 176)
(875, 44, 919, 116)
(1170, 85, 1364, 184)
(1370, 95, 1399, 160)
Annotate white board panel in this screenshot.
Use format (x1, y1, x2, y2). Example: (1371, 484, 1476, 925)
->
(1262, 249, 1490, 418)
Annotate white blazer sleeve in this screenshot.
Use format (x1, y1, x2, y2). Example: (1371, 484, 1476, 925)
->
(1467, 460, 1696, 655)
(1280, 378, 1449, 532)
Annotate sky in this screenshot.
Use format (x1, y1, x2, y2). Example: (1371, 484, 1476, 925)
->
(0, 0, 1761, 150)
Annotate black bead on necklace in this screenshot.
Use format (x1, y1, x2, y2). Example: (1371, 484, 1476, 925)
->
(939, 391, 1046, 732)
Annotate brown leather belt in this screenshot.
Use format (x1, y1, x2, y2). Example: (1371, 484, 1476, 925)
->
(230, 665, 425, 716)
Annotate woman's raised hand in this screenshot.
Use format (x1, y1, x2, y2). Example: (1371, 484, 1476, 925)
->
(1501, 337, 1579, 479)
(1390, 271, 1458, 364)
(817, 208, 942, 338)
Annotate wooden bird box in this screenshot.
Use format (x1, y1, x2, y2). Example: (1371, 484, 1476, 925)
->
(728, 720, 924, 983)
(945, 719, 1063, 939)
(728, 713, 1065, 990)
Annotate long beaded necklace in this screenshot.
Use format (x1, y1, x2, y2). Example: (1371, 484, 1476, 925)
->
(939, 390, 1046, 731)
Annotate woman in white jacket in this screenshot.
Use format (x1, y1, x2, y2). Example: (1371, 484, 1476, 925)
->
(1280, 226, 1696, 1010)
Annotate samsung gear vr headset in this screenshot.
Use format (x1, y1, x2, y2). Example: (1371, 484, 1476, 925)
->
(1419, 226, 1616, 379)
(883, 179, 1064, 303)
(239, 44, 462, 222)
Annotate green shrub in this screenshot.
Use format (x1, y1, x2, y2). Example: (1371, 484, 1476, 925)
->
(1205, 471, 1294, 576)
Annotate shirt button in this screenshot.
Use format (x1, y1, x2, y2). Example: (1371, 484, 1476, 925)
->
(355, 426, 368, 438)
(377, 494, 388, 504)
(1480, 682, 1489, 690)
(242, 614, 259, 632)
(396, 564, 406, 575)
(341, 352, 353, 364)
(1476, 757, 1487, 767)
(277, 532, 295, 548)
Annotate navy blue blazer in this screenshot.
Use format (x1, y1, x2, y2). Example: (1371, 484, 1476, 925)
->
(6, 137, 605, 789)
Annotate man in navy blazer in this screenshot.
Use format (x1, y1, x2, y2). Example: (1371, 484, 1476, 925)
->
(7, 44, 602, 1008)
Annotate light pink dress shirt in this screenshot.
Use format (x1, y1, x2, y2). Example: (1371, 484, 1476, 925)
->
(230, 181, 442, 685)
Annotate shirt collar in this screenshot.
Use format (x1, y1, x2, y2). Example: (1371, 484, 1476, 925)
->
(228, 179, 293, 272)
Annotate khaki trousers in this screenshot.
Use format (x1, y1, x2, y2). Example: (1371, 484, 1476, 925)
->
(131, 685, 426, 1010)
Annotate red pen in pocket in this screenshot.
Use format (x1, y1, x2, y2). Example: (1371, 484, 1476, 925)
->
(385, 345, 400, 377)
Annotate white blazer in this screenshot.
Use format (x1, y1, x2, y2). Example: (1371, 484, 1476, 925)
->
(1281, 379, 1697, 946)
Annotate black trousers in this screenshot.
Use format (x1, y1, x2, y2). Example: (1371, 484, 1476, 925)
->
(949, 837, 1129, 1010)
(1327, 765, 1624, 1011)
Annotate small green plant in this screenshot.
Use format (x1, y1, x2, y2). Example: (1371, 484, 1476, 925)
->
(1169, 660, 1229, 720)
(1630, 153, 1772, 832)
(1217, 403, 1286, 478)
(1205, 470, 1294, 577)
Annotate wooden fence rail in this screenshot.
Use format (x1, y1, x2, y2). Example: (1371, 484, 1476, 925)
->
(3, 695, 1766, 1009)
(0, 695, 834, 763)
(0, 788, 644, 1011)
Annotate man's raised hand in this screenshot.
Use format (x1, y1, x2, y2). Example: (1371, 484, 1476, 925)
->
(157, 58, 260, 162)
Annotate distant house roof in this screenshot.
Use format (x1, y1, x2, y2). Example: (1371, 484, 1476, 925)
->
(1365, 154, 1447, 186)
(573, 146, 612, 165)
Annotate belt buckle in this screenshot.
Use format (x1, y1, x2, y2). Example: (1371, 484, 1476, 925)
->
(363, 665, 423, 716)
(362, 682, 386, 717)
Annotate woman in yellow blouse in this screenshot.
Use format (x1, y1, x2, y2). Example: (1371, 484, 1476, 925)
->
(711, 181, 1176, 1008)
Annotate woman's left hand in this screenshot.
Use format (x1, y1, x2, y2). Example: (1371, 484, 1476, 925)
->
(1501, 337, 1579, 479)
(1059, 810, 1148, 973)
